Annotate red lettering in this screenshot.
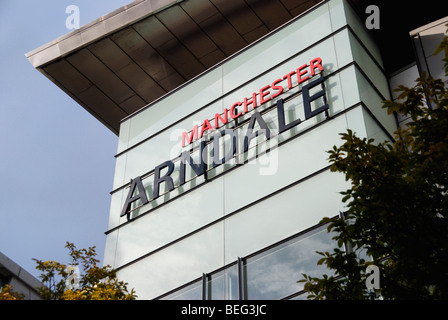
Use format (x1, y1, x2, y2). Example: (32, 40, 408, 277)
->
(310, 57, 323, 76)
(243, 92, 257, 113)
(181, 57, 324, 148)
(200, 119, 213, 138)
(181, 125, 198, 147)
(297, 64, 309, 84)
(214, 109, 228, 129)
(230, 102, 242, 119)
(270, 78, 284, 99)
(283, 70, 296, 89)
(259, 85, 271, 104)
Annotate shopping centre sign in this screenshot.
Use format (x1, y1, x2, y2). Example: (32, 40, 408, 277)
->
(181, 57, 325, 147)
(120, 57, 328, 219)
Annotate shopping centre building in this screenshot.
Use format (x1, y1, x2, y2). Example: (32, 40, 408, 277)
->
(26, 0, 447, 299)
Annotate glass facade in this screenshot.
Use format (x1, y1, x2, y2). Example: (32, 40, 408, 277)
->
(389, 16, 448, 127)
(158, 222, 338, 300)
(103, 0, 397, 299)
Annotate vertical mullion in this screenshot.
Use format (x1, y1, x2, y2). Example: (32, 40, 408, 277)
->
(202, 273, 207, 300)
(237, 257, 244, 300)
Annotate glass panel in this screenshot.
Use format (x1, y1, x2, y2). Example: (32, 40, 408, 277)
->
(160, 279, 203, 300)
(117, 120, 130, 155)
(362, 108, 393, 144)
(355, 68, 396, 137)
(388, 64, 418, 127)
(107, 188, 126, 230)
(338, 65, 361, 108)
(328, 0, 347, 31)
(103, 229, 118, 267)
(111, 153, 128, 191)
(113, 100, 222, 190)
(111, 177, 224, 267)
(244, 225, 338, 300)
(207, 264, 239, 300)
(222, 2, 333, 93)
(341, 0, 383, 67)
(223, 114, 350, 216)
(344, 105, 368, 138)
(332, 29, 353, 68)
(224, 169, 349, 265)
(115, 221, 225, 299)
(349, 32, 389, 98)
(122, 67, 224, 151)
(110, 65, 354, 225)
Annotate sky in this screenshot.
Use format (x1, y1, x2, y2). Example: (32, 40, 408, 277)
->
(0, 0, 133, 280)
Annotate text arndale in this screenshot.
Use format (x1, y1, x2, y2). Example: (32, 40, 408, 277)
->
(120, 63, 328, 219)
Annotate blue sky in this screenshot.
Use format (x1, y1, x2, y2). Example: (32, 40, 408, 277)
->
(0, 1, 132, 279)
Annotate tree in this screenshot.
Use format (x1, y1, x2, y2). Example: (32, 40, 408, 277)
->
(33, 242, 137, 300)
(300, 28, 448, 300)
(0, 285, 25, 300)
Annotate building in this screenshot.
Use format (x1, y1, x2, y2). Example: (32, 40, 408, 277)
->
(0, 251, 42, 300)
(26, 0, 447, 300)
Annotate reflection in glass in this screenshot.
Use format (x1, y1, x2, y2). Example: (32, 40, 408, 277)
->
(244, 224, 337, 300)
(155, 223, 338, 300)
(207, 264, 239, 300)
(161, 278, 202, 300)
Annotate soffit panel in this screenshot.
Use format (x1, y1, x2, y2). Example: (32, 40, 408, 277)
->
(88, 38, 134, 73)
(43, 59, 92, 95)
(280, 0, 320, 12)
(109, 27, 175, 89)
(246, 0, 293, 30)
(76, 85, 128, 134)
(195, 12, 248, 56)
(288, 1, 321, 16)
(115, 63, 166, 102)
(28, 0, 326, 135)
(157, 5, 220, 60)
(211, 0, 265, 36)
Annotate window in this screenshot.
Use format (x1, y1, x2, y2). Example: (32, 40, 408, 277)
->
(244, 224, 337, 299)
(161, 278, 202, 300)
(206, 263, 239, 300)
(157, 221, 338, 300)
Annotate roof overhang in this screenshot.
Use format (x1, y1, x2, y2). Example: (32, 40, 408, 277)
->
(26, 0, 447, 135)
(26, 0, 325, 135)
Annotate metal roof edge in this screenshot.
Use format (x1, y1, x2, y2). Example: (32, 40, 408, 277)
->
(409, 16, 448, 36)
(25, 0, 183, 68)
